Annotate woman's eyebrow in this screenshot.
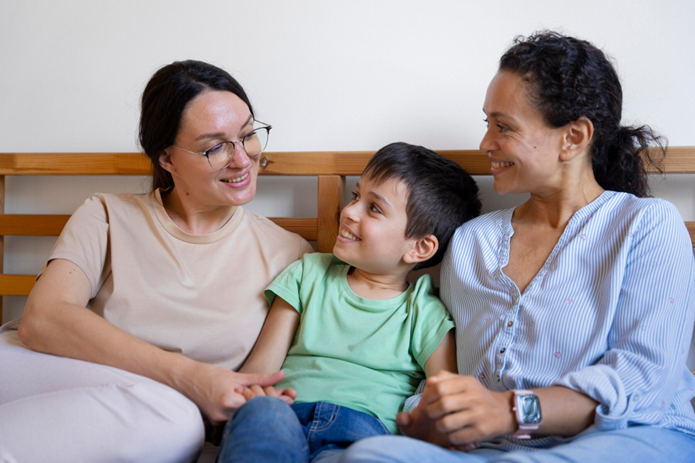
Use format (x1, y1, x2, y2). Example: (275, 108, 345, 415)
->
(194, 115, 254, 141)
(488, 111, 518, 124)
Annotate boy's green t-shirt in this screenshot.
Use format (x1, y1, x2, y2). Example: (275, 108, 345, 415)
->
(265, 253, 454, 433)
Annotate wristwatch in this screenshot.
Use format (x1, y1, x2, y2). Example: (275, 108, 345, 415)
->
(511, 389, 542, 439)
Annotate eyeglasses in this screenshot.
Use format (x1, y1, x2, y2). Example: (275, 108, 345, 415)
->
(172, 121, 272, 170)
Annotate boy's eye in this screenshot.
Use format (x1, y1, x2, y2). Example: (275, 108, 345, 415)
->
(370, 203, 383, 214)
(350, 191, 359, 201)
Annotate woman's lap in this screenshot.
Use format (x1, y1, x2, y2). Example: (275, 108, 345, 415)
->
(340, 426, 695, 463)
(0, 330, 205, 463)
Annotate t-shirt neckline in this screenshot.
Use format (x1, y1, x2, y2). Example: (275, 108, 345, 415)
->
(338, 263, 414, 309)
(153, 188, 244, 244)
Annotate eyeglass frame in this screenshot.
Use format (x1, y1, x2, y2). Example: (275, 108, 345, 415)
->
(171, 121, 272, 171)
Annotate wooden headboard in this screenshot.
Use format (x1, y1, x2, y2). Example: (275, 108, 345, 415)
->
(1, 148, 694, 323)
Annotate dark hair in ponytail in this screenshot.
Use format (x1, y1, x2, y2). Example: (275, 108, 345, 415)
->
(139, 60, 254, 192)
(499, 31, 665, 197)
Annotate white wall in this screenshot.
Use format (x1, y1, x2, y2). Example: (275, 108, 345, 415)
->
(1, 1, 694, 367)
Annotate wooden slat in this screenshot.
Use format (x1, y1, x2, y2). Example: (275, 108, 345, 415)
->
(0, 214, 318, 240)
(687, 222, 695, 247)
(2, 146, 693, 176)
(0, 274, 35, 296)
(0, 153, 152, 175)
(0, 214, 70, 236)
(317, 175, 345, 253)
(268, 218, 317, 241)
(645, 146, 695, 174)
(0, 175, 4, 322)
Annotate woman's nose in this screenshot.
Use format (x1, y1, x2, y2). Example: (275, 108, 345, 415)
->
(230, 142, 251, 168)
(479, 128, 496, 154)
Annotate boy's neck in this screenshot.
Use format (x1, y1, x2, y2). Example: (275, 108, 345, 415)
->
(347, 267, 411, 300)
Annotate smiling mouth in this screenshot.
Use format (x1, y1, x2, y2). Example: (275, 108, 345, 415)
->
(339, 228, 360, 241)
(491, 161, 515, 169)
(221, 172, 249, 183)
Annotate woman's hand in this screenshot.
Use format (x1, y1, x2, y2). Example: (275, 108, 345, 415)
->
(406, 371, 517, 447)
(178, 361, 287, 424)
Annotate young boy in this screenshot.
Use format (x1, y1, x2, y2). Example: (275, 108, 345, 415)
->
(217, 142, 481, 463)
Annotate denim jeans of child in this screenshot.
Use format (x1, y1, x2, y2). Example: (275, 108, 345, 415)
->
(216, 396, 391, 463)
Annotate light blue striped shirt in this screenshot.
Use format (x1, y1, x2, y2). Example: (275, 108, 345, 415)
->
(441, 190, 695, 450)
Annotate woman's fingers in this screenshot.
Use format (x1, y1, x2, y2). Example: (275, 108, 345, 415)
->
(426, 392, 478, 421)
(396, 411, 413, 428)
(422, 372, 474, 404)
(280, 387, 298, 400)
(235, 370, 285, 388)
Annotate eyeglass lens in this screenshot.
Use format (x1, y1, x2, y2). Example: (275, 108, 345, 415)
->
(206, 128, 269, 170)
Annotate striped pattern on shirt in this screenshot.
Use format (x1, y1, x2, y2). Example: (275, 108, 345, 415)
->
(441, 190, 695, 450)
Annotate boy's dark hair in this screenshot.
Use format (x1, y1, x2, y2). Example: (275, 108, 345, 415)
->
(362, 142, 481, 270)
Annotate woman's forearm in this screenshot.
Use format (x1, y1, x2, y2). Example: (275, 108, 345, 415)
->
(20, 297, 198, 393)
(533, 386, 598, 436)
(19, 259, 199, 396)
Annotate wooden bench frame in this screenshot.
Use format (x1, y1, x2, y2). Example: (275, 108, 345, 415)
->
(1, 148, 694, 324)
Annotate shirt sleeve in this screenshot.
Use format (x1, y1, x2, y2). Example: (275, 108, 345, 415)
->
(264, 256, 306, 313)
(41, 195, 111, 299)
(409, 275, 456, 370)
(553, 200, 695, 431)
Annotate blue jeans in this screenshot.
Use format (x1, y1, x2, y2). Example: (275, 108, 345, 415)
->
(340, 425, 695, 463)
(216, 396, 391, 463)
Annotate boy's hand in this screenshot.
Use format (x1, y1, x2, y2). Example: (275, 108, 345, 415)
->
(238, 385, 297, 405)
(179, 362, 286, 424)
(397, 395, 451, 447)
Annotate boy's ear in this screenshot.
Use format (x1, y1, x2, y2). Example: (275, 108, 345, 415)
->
(403, 235, 439, 265)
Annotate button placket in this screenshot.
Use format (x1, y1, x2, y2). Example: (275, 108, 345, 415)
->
(494, 293, 521, 383)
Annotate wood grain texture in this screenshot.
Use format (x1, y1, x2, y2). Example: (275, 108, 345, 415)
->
(317, 175, 345, 253)
(2, 146, 692, 176)
(0, 214, 318, 240)
(0, 175, 4, 319)
(0, 274, 34, 296)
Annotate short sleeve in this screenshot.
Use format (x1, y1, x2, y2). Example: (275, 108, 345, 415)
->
(264, 257, 305, 312)
(409, 275, 455, 369)
(42, 195, 111, 299)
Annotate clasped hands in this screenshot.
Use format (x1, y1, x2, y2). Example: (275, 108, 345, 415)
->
(397, 371, 517, 451)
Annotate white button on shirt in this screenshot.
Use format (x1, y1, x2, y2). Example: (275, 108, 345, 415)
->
(441, 191, 695, 450)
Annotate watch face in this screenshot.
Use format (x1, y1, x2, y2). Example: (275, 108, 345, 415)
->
(516, 394, 542, 424)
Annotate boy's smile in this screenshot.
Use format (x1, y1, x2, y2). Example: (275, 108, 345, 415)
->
(333, 175, 416, 277)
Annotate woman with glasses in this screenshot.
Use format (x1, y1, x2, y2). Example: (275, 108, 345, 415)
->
(0, 60, 312, 462)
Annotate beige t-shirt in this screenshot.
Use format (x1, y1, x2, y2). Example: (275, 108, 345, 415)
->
(45, 190, 313, 370)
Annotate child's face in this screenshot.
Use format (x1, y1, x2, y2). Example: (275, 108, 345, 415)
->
(333, 175, 416, 274)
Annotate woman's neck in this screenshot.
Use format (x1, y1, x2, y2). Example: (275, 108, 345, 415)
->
(161, 188, 237, 235)
(347, 267, 410, 300)
(516, 170, 604, 228)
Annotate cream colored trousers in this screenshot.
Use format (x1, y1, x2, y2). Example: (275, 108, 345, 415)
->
(0, 328, 205, 463)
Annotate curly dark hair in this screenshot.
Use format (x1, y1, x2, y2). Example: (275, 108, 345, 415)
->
(499, 31, 665, 197)
(139, 60, 254, 192)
